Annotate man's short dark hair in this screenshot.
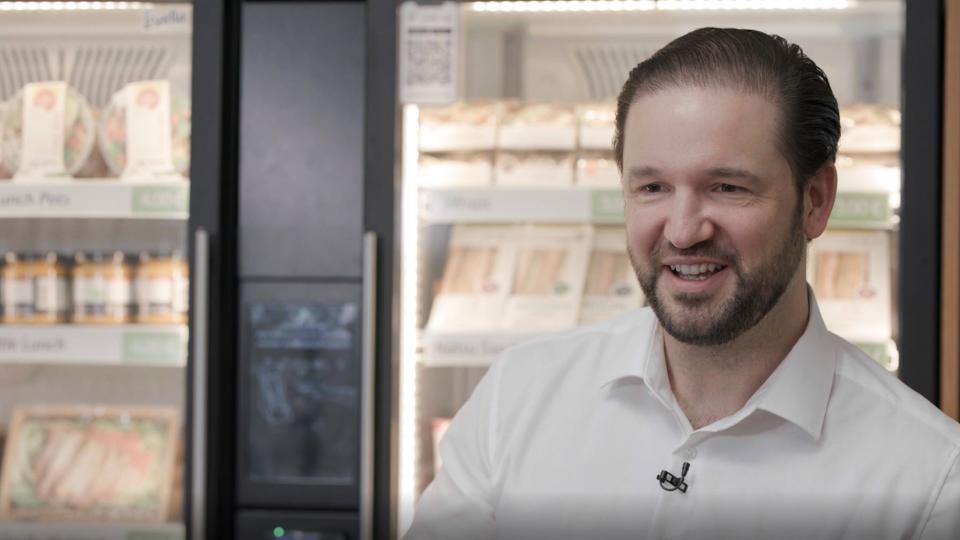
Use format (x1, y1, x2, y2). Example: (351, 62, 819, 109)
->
(613, 27, 840, 193)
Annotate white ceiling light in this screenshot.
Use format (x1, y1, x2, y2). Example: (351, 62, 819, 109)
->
(468, 0, 852, 13)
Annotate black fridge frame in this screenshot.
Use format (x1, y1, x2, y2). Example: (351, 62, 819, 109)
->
(187, 0, 243, 538)
(900, 0, 944, 405)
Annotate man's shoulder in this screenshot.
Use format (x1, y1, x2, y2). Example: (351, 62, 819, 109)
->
(492, 308, 656, 385)
(829, 334, 960, 449)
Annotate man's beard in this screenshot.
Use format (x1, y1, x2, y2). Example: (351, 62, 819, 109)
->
(630, 206, 805, 347)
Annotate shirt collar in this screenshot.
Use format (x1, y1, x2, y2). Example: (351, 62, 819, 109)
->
(599, 291, 837, 441)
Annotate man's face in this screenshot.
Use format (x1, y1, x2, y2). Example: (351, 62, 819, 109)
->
(621, 86, 806, 346)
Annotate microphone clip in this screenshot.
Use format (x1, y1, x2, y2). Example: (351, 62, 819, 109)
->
(657, 461, 690, 493)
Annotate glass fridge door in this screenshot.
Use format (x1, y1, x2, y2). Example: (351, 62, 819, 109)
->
(0, 3, 192, 538)
(396, 0, 905, 535)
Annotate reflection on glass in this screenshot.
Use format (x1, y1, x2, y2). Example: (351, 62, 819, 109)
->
(246, 303, 359, 485)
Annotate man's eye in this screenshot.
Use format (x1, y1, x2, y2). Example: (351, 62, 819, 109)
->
(641, 184, 663, 193)
(718, 183, 741, 193)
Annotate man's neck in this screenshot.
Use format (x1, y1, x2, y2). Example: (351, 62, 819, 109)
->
(662, 280, 810, 430)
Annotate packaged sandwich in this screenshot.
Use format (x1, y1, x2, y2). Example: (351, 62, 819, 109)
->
(495, 151, 574, 187)
(1, 82, 96, 178)
(838, 104, 900, 155)
(808, 230, 892, 339)
(578, 226, 644, 326)
(577, 102, 616, 150)
(576, 151, 621, 187)
(427, 224, 520, 331)
(504, 224, 592, 331)
(498, 102, 576, 151)
(419, 102, 498, 152)
(0, 405, 179, 522)
(419, 152, 493, 188)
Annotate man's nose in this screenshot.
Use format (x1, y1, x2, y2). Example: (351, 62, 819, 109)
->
(664, 195, 714, 249)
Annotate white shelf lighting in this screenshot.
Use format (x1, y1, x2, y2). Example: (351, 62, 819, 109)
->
(0, 1, 153, 11)
(399, 104, 422, 537)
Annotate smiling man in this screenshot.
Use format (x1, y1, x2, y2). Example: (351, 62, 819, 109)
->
(406, 28, 960, 540)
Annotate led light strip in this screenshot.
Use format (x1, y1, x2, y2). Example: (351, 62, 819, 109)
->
(471, 1, 654, 12)
(0, 1, 152, 10)
(469, 0, 852, 12)
(398, 104, 421, 537)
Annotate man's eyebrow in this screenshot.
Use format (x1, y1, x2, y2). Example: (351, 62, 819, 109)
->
(705, 167, 762, 183)
(626, 166, 663, 180)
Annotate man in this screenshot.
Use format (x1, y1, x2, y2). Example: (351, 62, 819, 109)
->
(406, 28, 960, 540)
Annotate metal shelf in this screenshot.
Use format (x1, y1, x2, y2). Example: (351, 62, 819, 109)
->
(0, 324, 188, 367)
(0, 179, 189, 220)
(419, 183, 899, 230)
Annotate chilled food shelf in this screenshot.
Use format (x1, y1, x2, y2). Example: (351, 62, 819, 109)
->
(0, 179, 189, 219)
(419, 186, 899, 229)
(0, 324, 187, 367)
(0, 521, 184, 540)
(419, 187, 625, 224)
(419, 330, 551, 367)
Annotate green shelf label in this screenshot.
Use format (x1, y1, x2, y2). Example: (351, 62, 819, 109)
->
(853, 341, 894, 371)
(591, 190, 625, 222)
(126, 532, 183, 540)
(132, 185, 189, 215)
(829, 192, 891, 228)
(123, 332, 184, 365)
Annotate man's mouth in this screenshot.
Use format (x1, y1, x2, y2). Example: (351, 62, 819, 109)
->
(667, 263, 728, 281)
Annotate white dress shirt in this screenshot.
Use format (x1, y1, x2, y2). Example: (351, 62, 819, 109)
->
(406, 296, 960, 540)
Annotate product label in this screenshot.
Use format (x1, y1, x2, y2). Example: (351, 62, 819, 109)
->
(17, 82, 68, 178)
(35, 277, 67, 312)
(75, 276, 131, 308)
(123, 80, 176, 178)
(173, 277, 189, 313)
(3, 279, 34, 312)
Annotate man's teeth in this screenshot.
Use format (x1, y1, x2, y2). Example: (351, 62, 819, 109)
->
(669, 264, 723, 277)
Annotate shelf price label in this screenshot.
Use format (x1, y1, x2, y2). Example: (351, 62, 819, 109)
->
(590, 190, 624, 222)
(122, 331, 185, 365)
(829, 192, 892, 228)
(132, 185, 189, 215)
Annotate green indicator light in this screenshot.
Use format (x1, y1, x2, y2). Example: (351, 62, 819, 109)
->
(273, 526, 285, 538)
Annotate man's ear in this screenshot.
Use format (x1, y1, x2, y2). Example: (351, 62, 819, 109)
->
(803, 163, 837, 241)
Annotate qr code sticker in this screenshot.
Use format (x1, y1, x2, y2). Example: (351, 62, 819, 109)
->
(404, 33, 453, 87)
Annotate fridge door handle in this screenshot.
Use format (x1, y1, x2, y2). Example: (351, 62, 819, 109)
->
(191, 227, 210, 540)
(360, 231, 378, 540)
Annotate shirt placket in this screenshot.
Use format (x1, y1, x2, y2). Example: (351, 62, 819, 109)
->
(645, 432, 707, 540)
